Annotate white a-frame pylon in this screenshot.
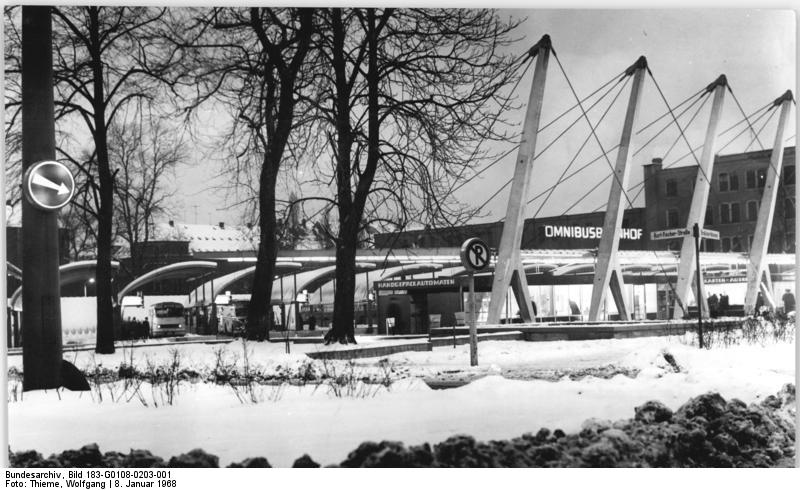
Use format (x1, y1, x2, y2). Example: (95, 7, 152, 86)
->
(587, 57, 648, 321)
(486, 35, 552, 324)
(744, 90, 794, 315)
(671, 76, 728, 318)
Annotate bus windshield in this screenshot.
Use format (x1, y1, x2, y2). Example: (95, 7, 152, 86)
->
(154, 305, 184, 318)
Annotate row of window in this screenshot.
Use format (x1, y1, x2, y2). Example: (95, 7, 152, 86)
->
(664, 166, 795, 196)
(674, 233, 795, 253)
(717, 233, 795, 253)
(665, 198, 796, 227)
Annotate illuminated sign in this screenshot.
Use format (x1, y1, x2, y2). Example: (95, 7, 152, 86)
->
(375, 278, 456, 290)
(543, 225, 642, 240)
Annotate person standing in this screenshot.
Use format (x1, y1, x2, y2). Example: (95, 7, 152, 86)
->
(719, 293, 729, 317)
(782, 289, 795, 313)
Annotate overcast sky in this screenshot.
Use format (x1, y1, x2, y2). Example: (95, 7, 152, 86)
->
(174, 8, 795, 228)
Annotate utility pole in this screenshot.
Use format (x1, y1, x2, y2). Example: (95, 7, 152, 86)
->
(693, 223, 704, 349)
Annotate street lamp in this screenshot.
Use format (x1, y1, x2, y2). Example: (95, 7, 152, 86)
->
(84, 277, 95, 297)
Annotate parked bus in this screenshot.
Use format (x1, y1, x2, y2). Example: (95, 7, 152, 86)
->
(218, 300, 248, 335)
(148, 301, 187, 338)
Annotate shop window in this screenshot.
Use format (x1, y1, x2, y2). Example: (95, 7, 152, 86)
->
(731, 236, 742, 252)
(666, 208, 680, 228)
(730, 202, 741, 223)
(720, 203, 730, 224)
(746, 170, 757, 189)
(718, 173, 729, 192)
(665, 179, 678, 197)
(758, 168, 766, 188)
(721, 237, 731, 252)
(704, 240, 715, 252)
(746, 200, 759, 221)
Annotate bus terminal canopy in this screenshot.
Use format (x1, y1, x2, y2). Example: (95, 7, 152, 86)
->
(190, 261, 304, 306)
(9, 260, 121, 310)
(117, 260, 218, 302)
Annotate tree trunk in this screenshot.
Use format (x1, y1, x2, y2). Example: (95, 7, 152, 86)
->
(90, 7, 115, 354)
(245, 162, 278, 341)
(325, 218, 359, 344)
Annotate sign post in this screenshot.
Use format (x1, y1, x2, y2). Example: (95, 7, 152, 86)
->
(20, 7, 76, 391)
(460, 238, 490, 367)
(693, 223, 704, 349)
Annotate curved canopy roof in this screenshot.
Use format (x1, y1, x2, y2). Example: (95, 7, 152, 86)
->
(9, 260, 120, 310)
(117, 260, 218, 301)
(190, 261, 303, 305)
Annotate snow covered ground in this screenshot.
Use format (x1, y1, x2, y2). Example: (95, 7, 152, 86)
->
(7, 334, 795, 467)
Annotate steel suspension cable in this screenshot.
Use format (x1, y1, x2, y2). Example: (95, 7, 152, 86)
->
(620, 94, 713, 208)
(594, 99, 776, 212)
(717, 103, 774, 153)
(530, 74, 628, 166)
(532, 75, 632, 219)
(728, 86, 766, 151)
(531, 88, 710, 210)
(471, 54, 629, 216)
(538, 67, 628, 133)
(553, 51, 637, 210)
(743, 107, 778, 153)
(647, 68, 712, 185)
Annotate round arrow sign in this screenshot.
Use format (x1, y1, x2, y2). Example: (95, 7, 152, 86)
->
(23, 160, 76, 211)
(460, 237, 491, 272)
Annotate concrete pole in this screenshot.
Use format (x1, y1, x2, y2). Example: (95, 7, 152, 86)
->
(587, 57, 648, 321)
(672, 76, 728, 319)
(744, 91, 793, 314)
(487, 35, 551, 324)
(21, 6, 63, 391)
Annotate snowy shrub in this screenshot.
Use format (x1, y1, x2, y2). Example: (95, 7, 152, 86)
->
(682, 314, 795, 349)
(143, 348, 183, 407)
(318, 359, 395, 398)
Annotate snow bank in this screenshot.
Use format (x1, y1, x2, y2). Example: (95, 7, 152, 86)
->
(7, 336, 794, 467)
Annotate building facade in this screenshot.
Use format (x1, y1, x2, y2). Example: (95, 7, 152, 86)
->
(375, 147, 796, 254)
(642, 147, 795, 253)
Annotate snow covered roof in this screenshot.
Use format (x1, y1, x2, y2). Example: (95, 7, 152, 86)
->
(153, 222, 259, 254)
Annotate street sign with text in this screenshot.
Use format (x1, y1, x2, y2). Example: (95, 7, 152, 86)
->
(650, 228, 691, 240)
(23, 160, 75, 211)
(700, 228, 720, 240)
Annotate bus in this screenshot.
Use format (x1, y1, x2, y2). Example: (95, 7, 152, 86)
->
(218, 300, 248, 335)
(148, 301, 187, 338)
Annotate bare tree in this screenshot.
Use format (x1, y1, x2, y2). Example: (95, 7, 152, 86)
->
(46, 6, 179, 353)
(308, 8, 523, 343)
(176, 7, 314, 340)
(110, 113, 185, 277)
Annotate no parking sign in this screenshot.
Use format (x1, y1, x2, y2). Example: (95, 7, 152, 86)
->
(460, 237, 490, 272)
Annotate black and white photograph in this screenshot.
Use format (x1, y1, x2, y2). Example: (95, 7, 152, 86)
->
(1, 3, 797, 479)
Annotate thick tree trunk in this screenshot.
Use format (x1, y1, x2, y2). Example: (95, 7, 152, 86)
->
(90, 7, 115, 354)
(325, 219, 359, 344)
(245, 163, 278, 341)
(94, 185, 115, 354)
